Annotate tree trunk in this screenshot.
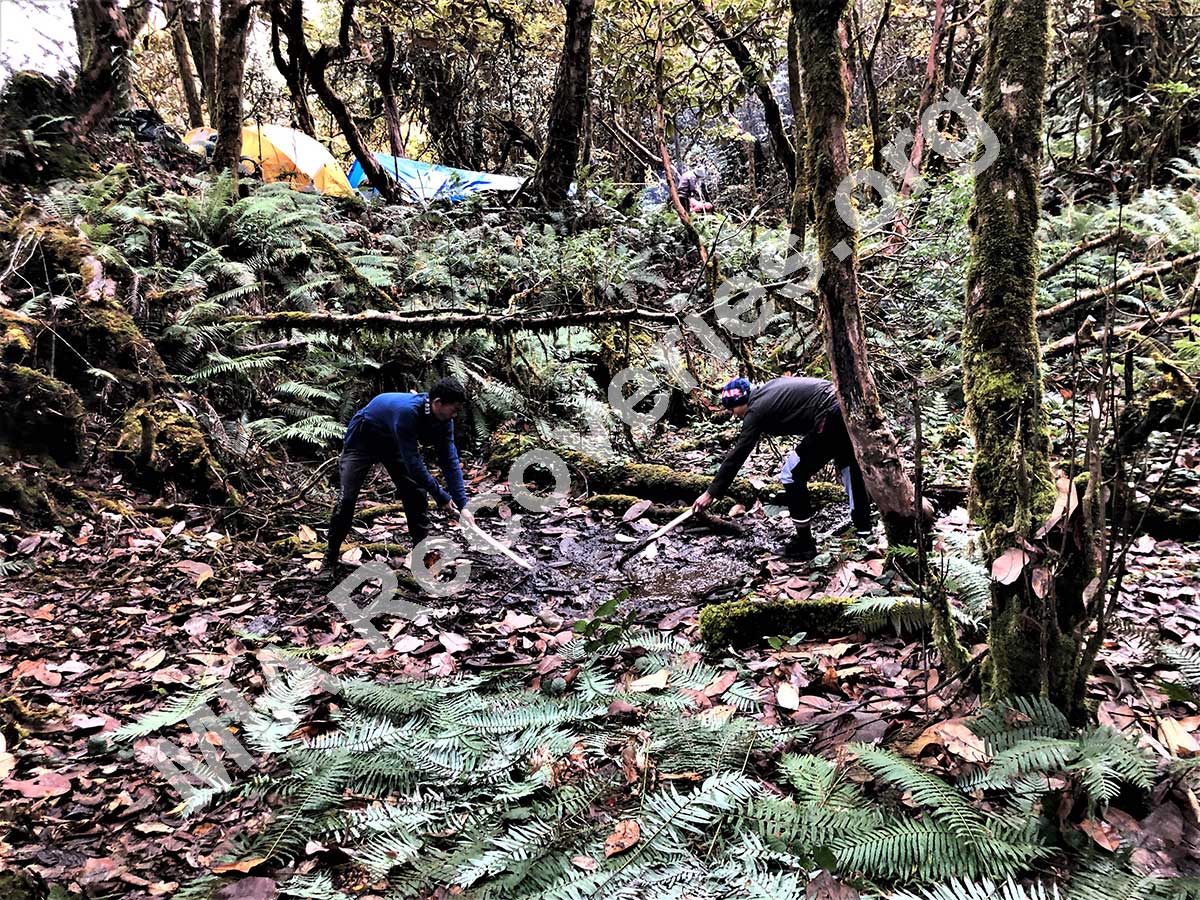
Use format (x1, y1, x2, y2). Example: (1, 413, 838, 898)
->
(962, 0, 1065, 706)
(525, 0, 597, 207)
(898, 0, 947, 199)
(284, 0, 399, 201)
(197, 0, 220, 108)
(164, 0, 205, 127)
(73, 0, 140, 131)
(269, 0, 317, 136)
(692, 0, 796, 188)
(786, 18, 807, 251)
(210, 0, 252, 175)
(378, 26, 407, 159)
(794, 0, 962, 667)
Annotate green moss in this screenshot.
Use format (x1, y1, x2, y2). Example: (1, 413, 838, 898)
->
(117, 399, 236, 501)
(699, 595, 862, 649)
(489, 432, 844, 508)
(0, 364, 85, 464)
(0, 466, 54, 519)
(0, 309, 38, 362)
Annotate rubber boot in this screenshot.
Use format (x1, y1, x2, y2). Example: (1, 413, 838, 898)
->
(781, 524, 817, 561)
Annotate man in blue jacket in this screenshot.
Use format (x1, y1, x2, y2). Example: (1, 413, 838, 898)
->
(324, 378, 471, 572)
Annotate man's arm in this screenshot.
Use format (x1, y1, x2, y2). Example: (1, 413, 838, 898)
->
(397, 432, 452, 507)
(437, 423, 469, 510)
(705, 417, 761, 499)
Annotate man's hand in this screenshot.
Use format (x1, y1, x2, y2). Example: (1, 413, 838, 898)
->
(457, 506, 475, 529)
(440, 499, 460, 517)
(692, 491, 714, 513)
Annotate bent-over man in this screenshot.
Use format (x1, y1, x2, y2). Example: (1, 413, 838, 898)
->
(325, 378, 471, 572)
(692, 376, 874, 560)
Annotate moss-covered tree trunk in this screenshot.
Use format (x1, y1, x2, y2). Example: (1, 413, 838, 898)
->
(793, 1, 922, 544)
(795, 0, 965, 671)
(525, 0, 596, 207)
(963, 0, 1075, 710)
(210, 0, 252, 174)
(73, 0, 146, 132)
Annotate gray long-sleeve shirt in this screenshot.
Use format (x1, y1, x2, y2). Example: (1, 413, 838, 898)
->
(707, 377, 839, 498)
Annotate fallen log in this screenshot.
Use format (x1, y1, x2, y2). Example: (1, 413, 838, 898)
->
(227, 307, 680, 334)
(1038, 229, 1122, 282)
(1037, 250, 1200, 322)
(1042, 305, 1195, 359)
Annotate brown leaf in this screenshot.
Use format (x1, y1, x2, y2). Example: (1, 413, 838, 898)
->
(630, 669, 670, 692)
(1079, 818, 1122, 852)
(3, 771, 72, 798)
(297, 524, 318, 543)
(439, 632, 471, 654)
(1158, 718, 1200, 757)
(211, 857, 267, 875)
(131, 647, 167, 671)
(175, 559, 214, 586)
(623, 499, 653, 522)
(14, 659, 61, 687)
(703, 670, 738, 698)
(776, 681, 801, 710)
(806, 870, 860, 900)
(991, 547, 1029, 585)
(604, 819, 641, 857)
(571, 855, 599, 871)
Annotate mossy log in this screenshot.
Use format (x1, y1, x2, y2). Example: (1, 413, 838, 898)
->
(698, 595, 863, 649)
(487, 432, 843, 507)
(0, 364, 85, 464)
(116, 399, 237, 501)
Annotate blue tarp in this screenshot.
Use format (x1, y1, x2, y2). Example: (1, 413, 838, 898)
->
(347, 153, 525, 201)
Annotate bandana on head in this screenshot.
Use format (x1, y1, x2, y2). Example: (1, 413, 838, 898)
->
(720, 377, 752, 409)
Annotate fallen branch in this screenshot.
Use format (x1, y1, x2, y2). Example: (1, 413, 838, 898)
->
(1042, 305, 1195, 359)
(227, 307, 680, 334)
(1037, 250, 1200, 322)
(1038, 229, 1121, 281)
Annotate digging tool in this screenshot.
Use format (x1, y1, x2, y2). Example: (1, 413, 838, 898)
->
(460, 519, 536, 571)
(617, 507, 694, 568)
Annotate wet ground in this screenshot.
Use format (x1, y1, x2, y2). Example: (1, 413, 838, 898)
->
(441, 498, 853, 624)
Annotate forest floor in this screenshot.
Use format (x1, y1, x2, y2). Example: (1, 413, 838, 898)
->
(3, 432, 1199, 897)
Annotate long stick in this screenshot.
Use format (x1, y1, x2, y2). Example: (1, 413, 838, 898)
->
(462, 522, 535, 570)
(618, 508, 694, 566)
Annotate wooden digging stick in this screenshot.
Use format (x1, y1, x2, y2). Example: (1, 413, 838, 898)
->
(617, 508, 694, 567)
(460, 520, 536, 571)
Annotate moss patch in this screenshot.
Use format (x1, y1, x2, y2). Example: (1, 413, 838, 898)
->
(116, 399, 235, 501)
(0, 309, 39, 363)
(0, 364, 85, 464)
(699, 595, 861, 649)
(489, 433, 843, 507)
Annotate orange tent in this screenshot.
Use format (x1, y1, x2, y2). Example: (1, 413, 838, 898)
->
(183, 124, 354, 197)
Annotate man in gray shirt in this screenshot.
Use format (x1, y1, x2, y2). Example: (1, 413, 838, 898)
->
(692, 376, 874, 560)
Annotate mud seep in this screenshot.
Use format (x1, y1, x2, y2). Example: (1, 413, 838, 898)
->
(457, 500, 853, 623)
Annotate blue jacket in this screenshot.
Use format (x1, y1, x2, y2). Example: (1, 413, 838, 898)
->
(343, 392, 468, 509)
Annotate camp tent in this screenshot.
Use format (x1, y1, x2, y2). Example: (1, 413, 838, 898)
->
(182, 124, 354, 197)
(348, 153, 524, 202)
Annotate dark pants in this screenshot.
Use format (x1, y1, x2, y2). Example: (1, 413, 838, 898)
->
(326, 447, 430, 562)
(780, 407, 873, 531)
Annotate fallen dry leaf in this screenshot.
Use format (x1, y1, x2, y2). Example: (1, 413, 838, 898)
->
(211, 856, 267, 874)
(175, 559, 214, 586)
(1078, 818, 1122, 852)
(630, 669, 670, 692)
(776, 681, 801, 710)
(3, 771, 72, 798)
(439, 632, 471, 654)
(1158, 718, 1200, 757)
(623, 499, 653, 522)
(604, 819, 641, 857)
